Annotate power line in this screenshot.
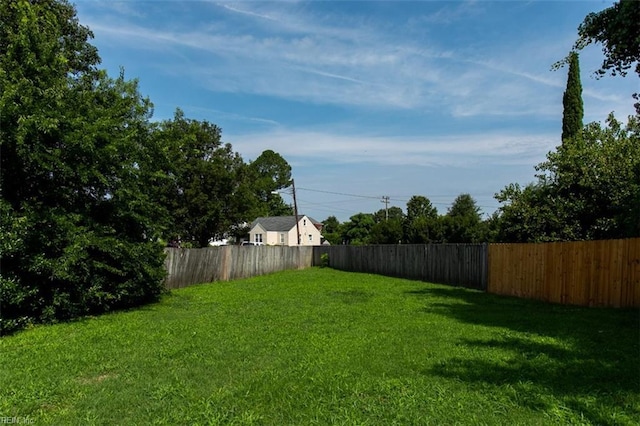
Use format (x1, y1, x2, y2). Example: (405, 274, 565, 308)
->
(296, 186, 499, 212)
(295, 198, 358, 214)
(297, 187, 381, 200)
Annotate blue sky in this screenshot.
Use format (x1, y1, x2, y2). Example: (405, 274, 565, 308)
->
(73, 0, 636, 222)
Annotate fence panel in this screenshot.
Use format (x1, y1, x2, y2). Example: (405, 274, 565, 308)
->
(313, 244, 488, 290)
(164, 246, 314, 289)
(625, 238, 640, 306)
(488, 238, 640, 308)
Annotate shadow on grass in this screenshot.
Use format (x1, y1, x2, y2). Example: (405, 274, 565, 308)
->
(408, 286, 640, 424)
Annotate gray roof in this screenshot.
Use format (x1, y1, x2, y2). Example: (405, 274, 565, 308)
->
(251, 215, 321, 232)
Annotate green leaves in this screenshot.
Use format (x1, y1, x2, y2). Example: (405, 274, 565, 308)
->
(247, 150, 294, 218)
(152, 110, 253, 247)
(0, 0, 165, 334)
(575, 0, 640, 78)
(561, 52, 583, 143)
(404, 196, 441, 244)
(323, 194, 491, 245)
(496, 114, 640, 242)
(572, 0, 640, 114)
(342, 213, 376, 245)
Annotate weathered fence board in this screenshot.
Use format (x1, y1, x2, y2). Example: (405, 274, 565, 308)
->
(164, 246, 314, 289)
(488, 238, 640, 308)
(313, 244, 488, 290)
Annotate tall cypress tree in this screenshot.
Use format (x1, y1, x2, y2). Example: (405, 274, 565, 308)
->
(561, 52, 584, 142)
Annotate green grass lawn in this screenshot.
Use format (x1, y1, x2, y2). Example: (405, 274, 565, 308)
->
(1, 268, 638, 425)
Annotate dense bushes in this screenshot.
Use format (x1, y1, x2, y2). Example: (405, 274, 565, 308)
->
(0, 0, 167, 334)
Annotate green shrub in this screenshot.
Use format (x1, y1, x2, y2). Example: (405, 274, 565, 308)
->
(0, 207, 167, 335)
(320, 253, 330, 268)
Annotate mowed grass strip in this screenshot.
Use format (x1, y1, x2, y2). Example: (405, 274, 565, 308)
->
(1, 268, 638, 425)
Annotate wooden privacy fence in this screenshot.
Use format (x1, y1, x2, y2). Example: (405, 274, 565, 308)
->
(488, 238, 640, 308)
(313, 244, 488, 290)
(164, 245, 313, 289)
(163, 239, 639, 308)
(314, 239, 640, 308)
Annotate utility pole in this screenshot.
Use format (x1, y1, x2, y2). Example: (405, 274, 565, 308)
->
(292, 179, 301, 245)
(381, 195, 390, 221)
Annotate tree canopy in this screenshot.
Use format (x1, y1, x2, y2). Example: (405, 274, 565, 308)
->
(152, 109, 255, 247)
(370, 207, 405, 244)
(574, 0, 640, 78)
(1, 0, 166, 334)
(572, 0, 640, 113)
(406, 196, 438, 222)
(321, 216, 342, 245)
(341, 213, 376, 245)
(404, 195, 441, 244)
(442, 194, 486, 243)
(496, 114, 640, 242)
(322, 194, 492, 246)
(247, 150, 294, 217)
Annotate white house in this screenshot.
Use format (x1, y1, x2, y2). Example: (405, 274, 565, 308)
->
(249, 215, 323, 246)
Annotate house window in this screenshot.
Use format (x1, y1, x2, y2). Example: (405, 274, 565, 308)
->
(280, 233, 285, 244)
(308, 234, 313, 242)
(254, 233, 263, 244)
(303, 219, 307, 226)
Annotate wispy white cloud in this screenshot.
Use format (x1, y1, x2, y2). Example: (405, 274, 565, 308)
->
(81, 1, 635, 121)
(217, 3, 278, 22)
(294, 66, 369, 85)
(229, 128, 558, 168)
(83, 18, 543, 114)
(215, 1, 380, 42)
(228, 126, 557, 220)
(411, 0, 484, 26)
(176, 105, 281, 127)
(85, 16, 434, 107)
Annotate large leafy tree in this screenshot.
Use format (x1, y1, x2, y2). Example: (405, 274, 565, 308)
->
(406, 195, 438, 221)
(404, 195, 441, 243)
(321, 215, 342, 245)
(442, 194, 486, 243)
(373, 206, 404, 223)
(247, 150, 293, 217)
(573, 0, 640, 112)
(369, 219, 404, 244)
(370, 207, 404, 244)
(340, 213, 375, 245)
(541, 114, 639, 239)
(496, 114, 640, 241)
(1, 0, 99, 206)
(574, 0, 640, 78)
(1, 0, 167, 333)
(153, 109, 253, 247)
(494, 183, 565, 242)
